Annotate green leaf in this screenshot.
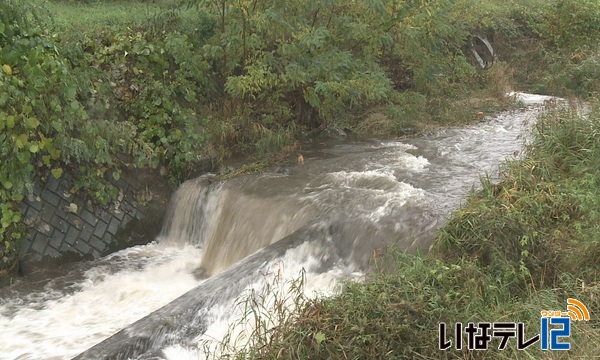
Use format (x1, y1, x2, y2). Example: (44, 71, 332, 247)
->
(51, 168, 63, 179)
(51, 120, 63, 132)
(112, 171, 121, 181)
(29, 143, 39, 153)
(314, 332, 326, 344)
(16, 150, 31, 163)
(25, 116, 40, 129)
(22, 104, 32, 115)
(39, 135, 47, 150)
(50, 149, 61, 160)
(2, 180, 12, 190)
(12, 213, 21, 222)
(171, 129, 183, 140)
(6, 115, 15, 129)
(15, 134, 28, 148)
(2, 64, 12, 75)
(66, 86, 77, 99)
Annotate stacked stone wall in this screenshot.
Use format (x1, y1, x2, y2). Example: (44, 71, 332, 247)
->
(18, 169, 170, 267)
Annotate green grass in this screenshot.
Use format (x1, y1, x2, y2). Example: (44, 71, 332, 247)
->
(32, 0, 164, 29)
(29, 0, 205, 35)
(201, 100, 600, 359)
(434, 102, 600, 290)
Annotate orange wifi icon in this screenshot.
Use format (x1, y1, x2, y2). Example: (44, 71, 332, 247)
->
(566, 298, 590, 321)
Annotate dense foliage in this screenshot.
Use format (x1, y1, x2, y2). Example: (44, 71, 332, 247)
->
(0, 0, 215, 269)
(191, 0, 481, 135)
(0, 0, 475, 270)
(0, 1, 79, 265)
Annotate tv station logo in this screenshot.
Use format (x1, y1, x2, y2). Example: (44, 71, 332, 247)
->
(439, 298, 590, 351)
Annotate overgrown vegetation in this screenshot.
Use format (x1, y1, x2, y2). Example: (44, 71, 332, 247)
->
(1, 0, 84, 265)
(500, 0, 600, 96)
(205, 99, 600, 359)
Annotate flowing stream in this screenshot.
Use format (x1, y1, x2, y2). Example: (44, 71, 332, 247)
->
(0, 93, 555, 360)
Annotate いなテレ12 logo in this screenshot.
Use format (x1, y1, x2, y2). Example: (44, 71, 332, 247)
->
(540, 298, 590, 350)
(439, 298, 591, 351)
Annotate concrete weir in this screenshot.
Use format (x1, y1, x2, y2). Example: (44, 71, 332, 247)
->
(73, 220, 335, 360)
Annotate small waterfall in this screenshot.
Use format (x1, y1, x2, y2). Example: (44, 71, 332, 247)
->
(158, 175, 317, 276)
(158, 176, 222, 247)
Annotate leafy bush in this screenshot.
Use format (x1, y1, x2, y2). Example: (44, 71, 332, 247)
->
(0, 0, 84, 266)
(542, 0, 600, 52)
(0, 1, 216, 270)
(189, 0, 487, 130)
(79, 29, 213, 180)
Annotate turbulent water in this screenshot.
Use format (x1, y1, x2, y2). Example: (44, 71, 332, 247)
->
(0, 93, 555, 360)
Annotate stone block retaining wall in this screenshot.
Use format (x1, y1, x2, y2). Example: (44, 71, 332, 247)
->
(18, 169, 171, 267)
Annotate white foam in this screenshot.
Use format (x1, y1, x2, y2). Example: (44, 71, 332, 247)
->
(398, 153, 430, 172)
(0, 244, 204, 360)
(329, 169, 399, 189)
(323, 170, 425, 220)
(163, 241, 363, 360)
(369, 141, 417, 150)
(508, 91, 557, 105)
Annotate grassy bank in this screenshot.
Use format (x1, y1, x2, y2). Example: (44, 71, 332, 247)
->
(210, 98, 600, 359)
